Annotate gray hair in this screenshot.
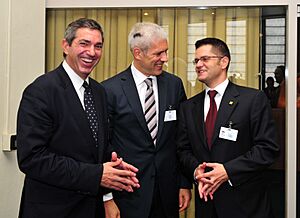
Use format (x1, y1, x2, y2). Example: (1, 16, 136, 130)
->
(128, 22, 167, 53)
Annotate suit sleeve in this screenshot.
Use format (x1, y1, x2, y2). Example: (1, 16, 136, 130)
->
(176, 80, 193, 189)
(176, 102, 200, 182)
(17, 83, 103, 196)
(223, 91, 280, 186)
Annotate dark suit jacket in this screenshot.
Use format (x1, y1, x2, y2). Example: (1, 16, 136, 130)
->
(177, 82, 280, 218)
(102, 66, 191, 218)
(17, 64, 109, 218)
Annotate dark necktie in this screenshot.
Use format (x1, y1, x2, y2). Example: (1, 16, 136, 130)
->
(83, 81, 99, 145)
(205, 90, 218, 149)
(144, 78, 158, 145)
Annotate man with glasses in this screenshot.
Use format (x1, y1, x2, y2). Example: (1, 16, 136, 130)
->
(177, 37, 280, 218)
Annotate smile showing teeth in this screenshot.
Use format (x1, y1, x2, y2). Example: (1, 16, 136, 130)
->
(82, 58, 93, 63)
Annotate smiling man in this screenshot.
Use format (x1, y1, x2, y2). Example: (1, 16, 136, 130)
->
(176, 37, 280, 218)
(16, 18, 139, 218)
(102, 22, 192, 218)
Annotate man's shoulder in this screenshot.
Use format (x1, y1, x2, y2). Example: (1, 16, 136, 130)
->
(160, 71, 182, 81)
(181, 91, 204, 107)
(102, 68, 130, 86)
(227, 82, 267, 104)
(28, 66, 61, 87)
(228, 82, 261, 95)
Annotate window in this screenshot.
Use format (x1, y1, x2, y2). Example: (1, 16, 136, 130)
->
(226, 20, 247, 80)
(264, 18, 286, 82)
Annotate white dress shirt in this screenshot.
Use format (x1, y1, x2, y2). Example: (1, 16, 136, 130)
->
(204, 79, 229, 121)
(131, 63, 159, 123)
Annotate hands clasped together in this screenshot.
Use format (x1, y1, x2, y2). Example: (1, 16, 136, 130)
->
(101, 152, 140, 192)
(195, 162, 229, 201)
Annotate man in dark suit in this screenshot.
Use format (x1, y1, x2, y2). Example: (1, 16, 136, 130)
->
(176, 37, 280, 218)
(17, 18, 139, 218)
(102, 22, 192, 218)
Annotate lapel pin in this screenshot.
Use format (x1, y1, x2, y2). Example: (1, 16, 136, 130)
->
(228, 100, 234, 106)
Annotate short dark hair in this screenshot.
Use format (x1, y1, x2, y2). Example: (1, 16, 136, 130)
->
(63, 18, 104, 57)
(195, 37, 231, 71)
(276, 65, 285, 75)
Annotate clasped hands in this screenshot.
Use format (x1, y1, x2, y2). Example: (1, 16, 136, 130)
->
(101, 152, 140, 192)
(195, 162, 229, 201)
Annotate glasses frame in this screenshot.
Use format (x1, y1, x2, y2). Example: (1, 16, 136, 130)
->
(192, 55, 224, 65)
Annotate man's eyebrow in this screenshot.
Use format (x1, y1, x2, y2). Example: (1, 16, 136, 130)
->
(78, 39, 91, 43)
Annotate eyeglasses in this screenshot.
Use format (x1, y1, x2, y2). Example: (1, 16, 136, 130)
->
(192, 56, 224, 65)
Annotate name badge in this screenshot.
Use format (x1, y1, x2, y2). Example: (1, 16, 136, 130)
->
(164, 110, 176, 122)
(219, 127, 238, 141)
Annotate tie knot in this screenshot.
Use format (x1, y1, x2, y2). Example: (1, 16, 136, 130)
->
(144, 78, 153, 88)
(83, 81, 90, 90)
(208, 90, 217, 99)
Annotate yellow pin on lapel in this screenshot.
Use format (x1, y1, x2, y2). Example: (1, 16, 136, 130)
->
(228, 100, 234, 106)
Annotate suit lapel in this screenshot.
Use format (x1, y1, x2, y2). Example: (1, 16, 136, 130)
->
(211, 82, 239, 145)
(191, 92, 209, 151)
(120, 70, 151, 138)
(57, 65, 98, 158)
(156, 73, 167, 146)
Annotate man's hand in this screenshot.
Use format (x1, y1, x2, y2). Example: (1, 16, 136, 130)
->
(104, 199, 120, 218)
(195, 162, 213, 201)
(179, 188, 192, 212)
(101, 156, 139, 192)
(197, 162, 228, 198)
(111, 152, 140, 185)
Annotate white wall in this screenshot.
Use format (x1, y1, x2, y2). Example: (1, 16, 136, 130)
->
(0, 0, 45, 217)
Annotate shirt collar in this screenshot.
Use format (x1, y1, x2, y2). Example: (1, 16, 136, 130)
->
(131, 63, 157, 87)
(205, 79, 229, 97)
(62, 60, 89, 89)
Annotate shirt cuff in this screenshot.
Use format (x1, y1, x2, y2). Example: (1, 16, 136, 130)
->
(193, 167, 198, 184)
(103, 192, 113, 202)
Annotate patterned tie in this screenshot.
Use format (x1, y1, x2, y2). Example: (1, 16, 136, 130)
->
(144, 78, 158, 145)
(83, 81, 98, 145)
(205, 90, 218, 149)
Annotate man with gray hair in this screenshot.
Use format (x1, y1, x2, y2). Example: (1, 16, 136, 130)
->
(102, 22, 192, 218)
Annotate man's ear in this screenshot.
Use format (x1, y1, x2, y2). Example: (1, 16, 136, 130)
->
(133, 47, 143, 60)
(221, 56, 230, 70)
(61, 39, 70, 56)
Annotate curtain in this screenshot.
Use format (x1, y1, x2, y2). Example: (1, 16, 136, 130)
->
(46, 7, 260, 218)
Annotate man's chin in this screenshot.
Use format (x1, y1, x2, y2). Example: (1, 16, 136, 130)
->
(154, 71, 163, 76)
(197, 76, 205, 83)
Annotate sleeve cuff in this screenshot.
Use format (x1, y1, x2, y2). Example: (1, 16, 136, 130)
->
(103, 192, 113, 202)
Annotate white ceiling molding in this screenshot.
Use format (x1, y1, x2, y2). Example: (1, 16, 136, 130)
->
(46, 0, 288, 8)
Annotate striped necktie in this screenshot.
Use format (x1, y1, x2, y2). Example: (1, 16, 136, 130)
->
(144, 78, 158, 145)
